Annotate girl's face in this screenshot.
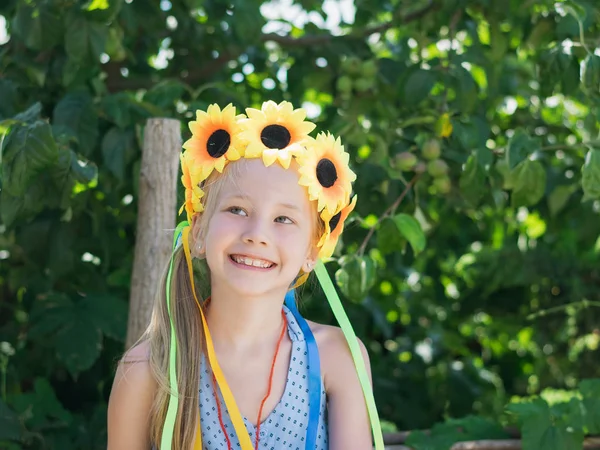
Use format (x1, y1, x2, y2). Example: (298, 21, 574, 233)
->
(201, 158, 317, 298)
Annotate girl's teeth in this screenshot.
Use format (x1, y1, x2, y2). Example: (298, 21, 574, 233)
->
(234, 256, 272, 268)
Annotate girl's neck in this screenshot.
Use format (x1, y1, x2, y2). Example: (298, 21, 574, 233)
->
(205, 286, 287, 352)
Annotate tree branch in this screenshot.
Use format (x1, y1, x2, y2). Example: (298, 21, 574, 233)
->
(104, 1, 439, 92)
(105, 50, 238, 93)
(357, 174, 420, 256)
(261, 0, 438, 46)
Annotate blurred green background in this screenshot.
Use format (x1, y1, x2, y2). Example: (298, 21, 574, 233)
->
(2, 0, 600, 448)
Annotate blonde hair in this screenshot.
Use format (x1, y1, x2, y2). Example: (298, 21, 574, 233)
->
(141, 159, 324, 449)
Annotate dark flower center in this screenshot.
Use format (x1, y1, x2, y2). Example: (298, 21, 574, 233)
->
(329, 211, 342, 232)
(261, 124, 291, 149)
(207, 129, 231, 158)
(316, 159, 337, 188)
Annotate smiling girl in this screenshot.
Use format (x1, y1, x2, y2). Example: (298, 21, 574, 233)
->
(107, 101, 383, 450)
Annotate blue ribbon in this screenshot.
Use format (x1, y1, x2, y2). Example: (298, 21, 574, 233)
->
(284, 290, 322, 450)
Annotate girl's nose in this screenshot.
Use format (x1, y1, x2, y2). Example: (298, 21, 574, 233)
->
(242, 217, 270, 246)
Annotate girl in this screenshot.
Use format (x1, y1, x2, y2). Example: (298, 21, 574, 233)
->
(107, 101, 384, 450)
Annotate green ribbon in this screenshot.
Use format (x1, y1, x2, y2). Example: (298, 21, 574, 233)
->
(160, 221, 189, 450)
(314, 260, 384, 450)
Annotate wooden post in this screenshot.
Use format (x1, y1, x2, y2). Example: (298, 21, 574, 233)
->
(125, 118, 181, 349)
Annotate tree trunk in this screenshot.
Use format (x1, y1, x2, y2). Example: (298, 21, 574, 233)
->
(125, 118, 181, 349)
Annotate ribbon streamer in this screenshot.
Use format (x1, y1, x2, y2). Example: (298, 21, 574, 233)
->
(314, 261, 385, 450)
(284, 290, 322, 450)
(160, 221, 192, 450)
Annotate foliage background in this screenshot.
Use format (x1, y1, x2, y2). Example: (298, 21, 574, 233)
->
(1, 0, 600, 448)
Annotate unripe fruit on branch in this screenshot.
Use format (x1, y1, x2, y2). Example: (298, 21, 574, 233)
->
(433, 176, 451, 194)
(354, 77, 374, 92)
(414, 161, 427, 174)
(337, 76, 353, 93)
(360, 60, 378, 78)
(394, 152, 418, 171)
(342, 56, 362, 75)
(422, 139, 441, 160)
(427, 159, 449, 177)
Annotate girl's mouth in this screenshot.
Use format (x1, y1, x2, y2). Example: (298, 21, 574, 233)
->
(229, 254, 276, 269)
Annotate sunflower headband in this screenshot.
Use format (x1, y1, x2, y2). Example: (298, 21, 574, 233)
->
(179, 101, 357, 262)
(162, 101, 384, 450)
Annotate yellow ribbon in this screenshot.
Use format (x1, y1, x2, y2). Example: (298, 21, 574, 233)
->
(181, 226, 254, 450)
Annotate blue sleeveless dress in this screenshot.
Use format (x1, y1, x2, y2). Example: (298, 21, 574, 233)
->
(198, 306, 328, 449)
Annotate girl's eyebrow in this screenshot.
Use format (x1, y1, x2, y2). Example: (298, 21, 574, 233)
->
(224, 193, 301, 211)
(278, 202, 301, 211)
(223, 193, 250, 202)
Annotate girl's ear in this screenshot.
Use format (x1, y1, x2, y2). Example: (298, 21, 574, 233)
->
(303, 246, 319, 273)
(190, 215, 205, 258)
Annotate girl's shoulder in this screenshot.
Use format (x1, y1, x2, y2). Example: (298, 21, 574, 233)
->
(305, 320, 371, 394)
(107, 341, 156, 449)
(305, 321, 374, 447)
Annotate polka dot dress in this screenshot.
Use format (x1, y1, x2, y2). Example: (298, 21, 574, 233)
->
(198, 306, 328, 450)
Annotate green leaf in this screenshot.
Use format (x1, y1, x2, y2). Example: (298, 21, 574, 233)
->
(47, 222, 75, 276)
(55, 315, 103, 376)
(538, 48, 581, 96)
(53, 92, 99, 156)
(405, 428, 459, 450)
(548, 185, 576, 216)
(583, 54, 600, 95)
(558, 53, 581, 96)
(86, 0, 110, 10)
(407, 415, 509, 450)
(0, 190, 26, 228)
(14, 102, 42, 123)
(393, 213, 426, 255)
(507, 398, 584, 450)
(507, 129, 538, 170)
(335, 255, 377, 302)
(452, 117, 490, 151)
(582, 148, 600, 201)
(0, 400, 21, 441)
(403, 68, 436, 105)
(84, 294, 128, 341)
(88, 21, 108, 59)
(69, 151, 98, 185)
(0, 80, 19, 119)
(446, 415, 509, 440)
(580, 378, 600, 434)
(29, 294, 73, 338)
(144, 80, 188, 109)
(511, 160, 546, 207)
(376, 217, 405, 255)
(450, 66, 478, 113)
(101, 93, 133, 128)
(459, 152, 487, 207)
(231, 0, 265, 44)
(13, 3, 43, 50)
(2, 121, 59, 196)
(29, 293, 125, 374)
(11, 378, 72, 428)
(65, 14, 89, 62)
(102, 127, 133, 180)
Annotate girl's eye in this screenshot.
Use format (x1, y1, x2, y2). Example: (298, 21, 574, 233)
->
(275, 216, 293, 224)
(228, 206, 247, 216)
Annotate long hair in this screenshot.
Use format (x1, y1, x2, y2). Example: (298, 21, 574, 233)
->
(140, 159, 324, 449)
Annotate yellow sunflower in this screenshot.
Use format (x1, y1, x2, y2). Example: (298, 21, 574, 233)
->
(239, 100, 316, 169)
(182, 103, 245, 181)
(318, 195, 357, 259)
(179, 152, 205, 219)
(297, 132, 356, 215)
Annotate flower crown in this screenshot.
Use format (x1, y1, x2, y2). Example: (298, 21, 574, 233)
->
(179, 101, 357, 260)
